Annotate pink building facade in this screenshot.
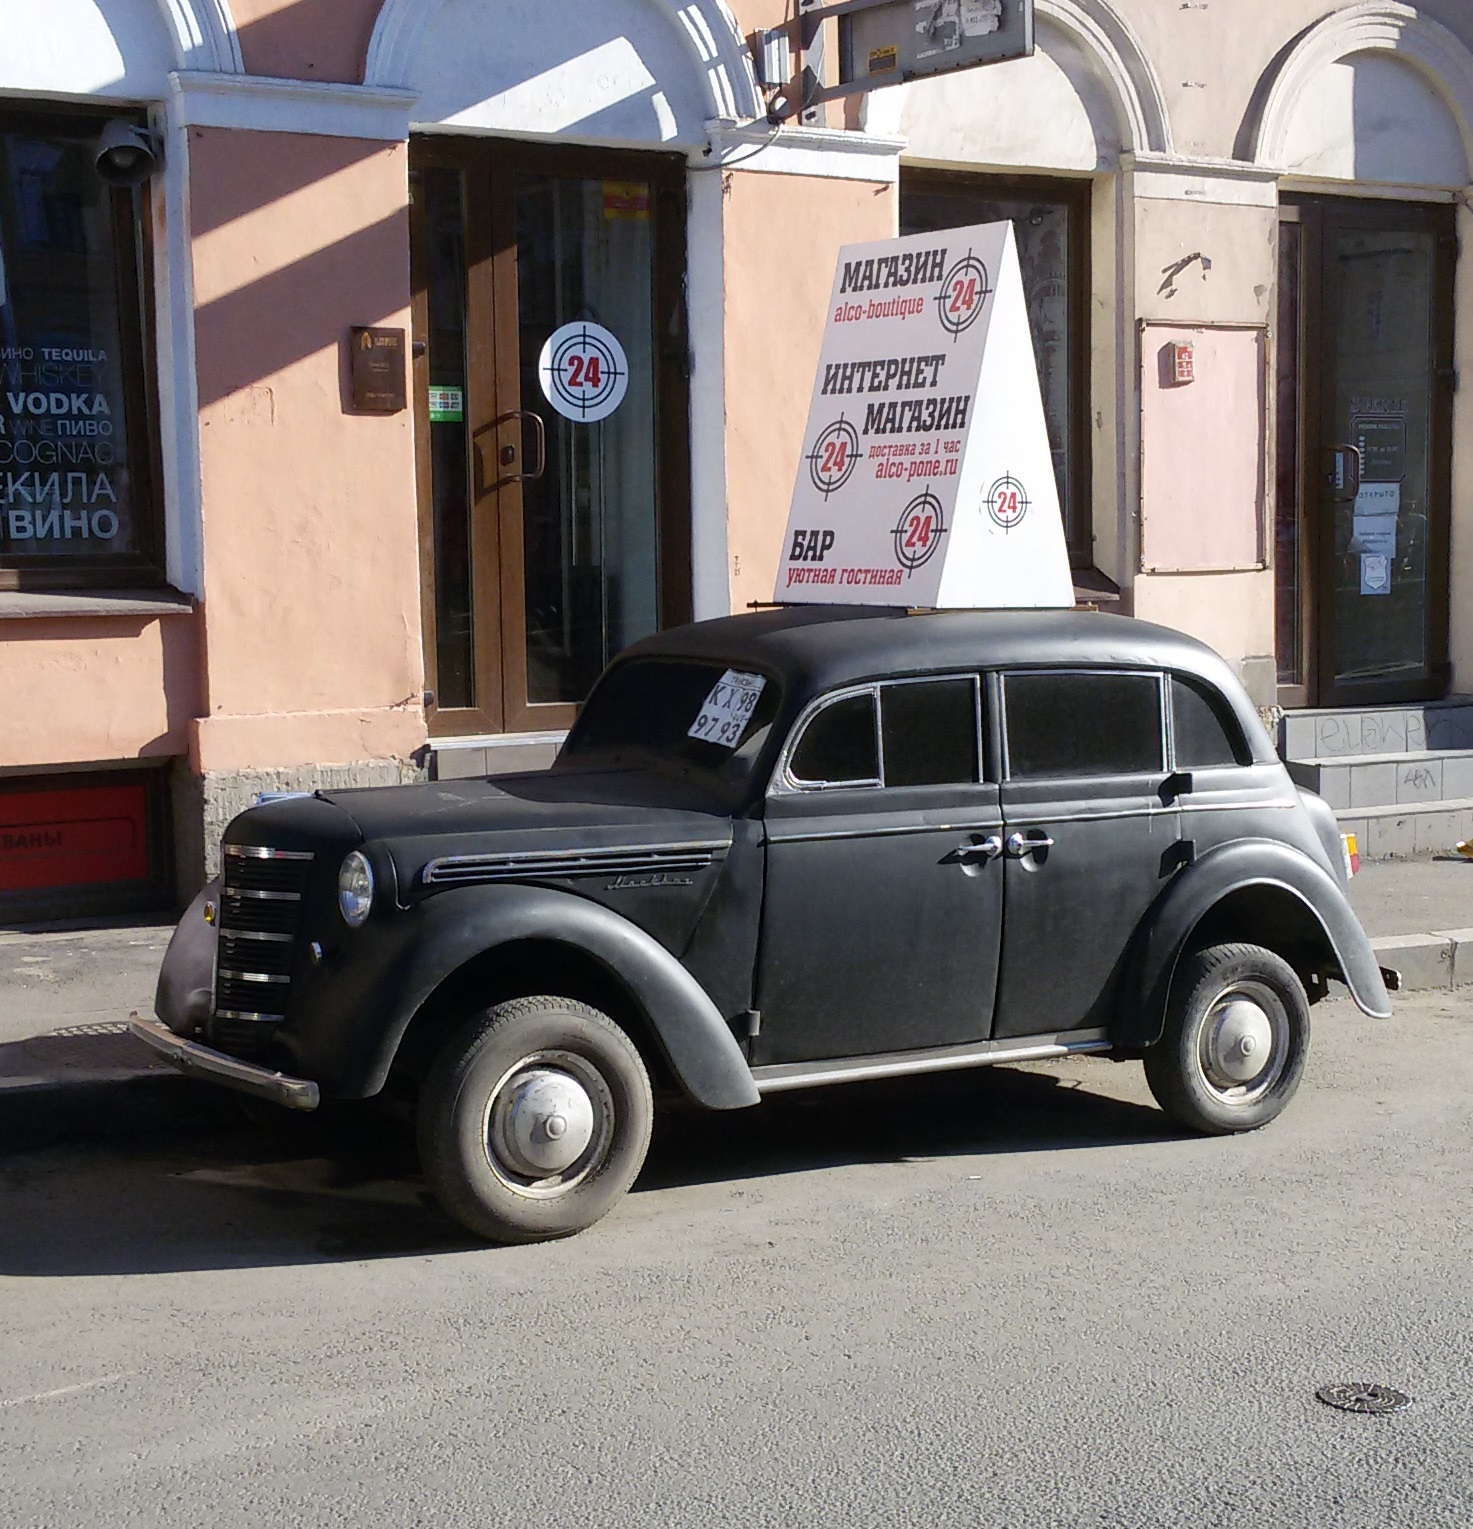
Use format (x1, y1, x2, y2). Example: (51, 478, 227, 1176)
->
(2, 1, 1472, 918)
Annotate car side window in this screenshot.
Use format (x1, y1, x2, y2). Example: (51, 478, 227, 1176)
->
(880, 678, 980, 787)
(1005, 671, 1164, 779)
(787, 692, 880, 786)
(1171, 675, 1246, 769)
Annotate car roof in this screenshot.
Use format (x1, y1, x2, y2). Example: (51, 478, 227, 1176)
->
(613, 606, 1278, 764)
(623, 605, 1226, 692)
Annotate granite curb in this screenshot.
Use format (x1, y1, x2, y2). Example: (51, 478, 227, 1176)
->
(1371, 928, 1473, 993)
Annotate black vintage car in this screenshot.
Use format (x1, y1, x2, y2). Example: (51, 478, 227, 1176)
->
(135, 607, 1390, 1242)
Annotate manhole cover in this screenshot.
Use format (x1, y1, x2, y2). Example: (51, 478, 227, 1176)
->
(1316, 1383, 1411, 1415)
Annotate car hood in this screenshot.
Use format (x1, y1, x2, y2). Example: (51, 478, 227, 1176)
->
(318, 767, 736, 891)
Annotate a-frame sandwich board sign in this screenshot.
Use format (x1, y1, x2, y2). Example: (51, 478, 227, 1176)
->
(774, 220, 1074, 609)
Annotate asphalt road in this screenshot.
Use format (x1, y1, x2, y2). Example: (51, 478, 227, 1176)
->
(3, 991, 1471, 1528)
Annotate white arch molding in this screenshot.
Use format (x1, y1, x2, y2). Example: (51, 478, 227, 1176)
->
(364, 0, 761, 124)
(1252, 2, 1473, 177)
(1035, 0, 1172, 156)
(156, 0, 243, 73)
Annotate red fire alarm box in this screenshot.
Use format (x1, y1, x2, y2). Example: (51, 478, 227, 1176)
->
(1168, 341, 1195, 385)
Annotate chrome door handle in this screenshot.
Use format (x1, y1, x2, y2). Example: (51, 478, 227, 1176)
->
(957, 835, 1003, 862)
(1006, 831, 1055, 858)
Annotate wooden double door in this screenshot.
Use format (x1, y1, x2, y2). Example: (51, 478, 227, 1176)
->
(410, 138, 691, 736)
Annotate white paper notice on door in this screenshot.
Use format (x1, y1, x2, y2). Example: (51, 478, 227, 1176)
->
(1351, 481, 1398, 597)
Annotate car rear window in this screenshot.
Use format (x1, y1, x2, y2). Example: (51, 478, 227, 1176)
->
(1005, 671, 1164, 779)
(1171, 675, 1246, 769)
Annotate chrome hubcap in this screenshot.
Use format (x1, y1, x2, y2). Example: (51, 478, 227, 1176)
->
(1198, 981, 1288, 1101)
(483, 1050, 614, 1198)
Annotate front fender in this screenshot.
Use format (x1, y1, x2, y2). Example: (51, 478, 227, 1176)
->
(1113, 839, 1391, 1048)
(155, 877, 221, 1036)
(282, 884, 760, 1110)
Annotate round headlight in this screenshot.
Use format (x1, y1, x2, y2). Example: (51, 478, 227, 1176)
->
(337, 850, 374, 927)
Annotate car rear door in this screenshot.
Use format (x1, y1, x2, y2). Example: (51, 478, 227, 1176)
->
(992, 668, 1182, 1039)
(754, 675, 1004, 1065)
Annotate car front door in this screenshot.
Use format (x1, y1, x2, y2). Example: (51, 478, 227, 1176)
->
(992, 668, 1182, 1039)
(754, 675, 1003, 1065)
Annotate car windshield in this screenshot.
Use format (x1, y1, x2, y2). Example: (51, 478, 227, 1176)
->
(558, 658, 783, 792)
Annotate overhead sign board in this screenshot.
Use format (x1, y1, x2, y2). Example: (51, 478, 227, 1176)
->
(774, 220, 1074, 610)
(840, 0, 1033, 90)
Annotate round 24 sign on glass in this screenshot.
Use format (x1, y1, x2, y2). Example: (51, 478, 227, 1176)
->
(538, 322, 629, 423)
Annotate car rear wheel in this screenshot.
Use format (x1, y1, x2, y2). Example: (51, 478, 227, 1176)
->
(418, 996, 654, 1243)
(1144, 942, 1309, 1135)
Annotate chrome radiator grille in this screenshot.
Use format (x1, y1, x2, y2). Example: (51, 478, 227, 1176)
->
(211, 845, 313, 1058)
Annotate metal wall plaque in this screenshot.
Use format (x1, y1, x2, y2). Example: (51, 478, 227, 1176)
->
(349, 326, 407, 414)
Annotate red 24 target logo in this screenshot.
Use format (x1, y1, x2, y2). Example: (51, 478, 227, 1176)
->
(805, 417, 860, 498)
(935, 254, 991, 339)
(537, 321, 629, 422)
(985, 474, 1030, 531)
(893, 491, 947, 573)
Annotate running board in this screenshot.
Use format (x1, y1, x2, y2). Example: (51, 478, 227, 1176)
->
(750, 1030, 1113, 1095)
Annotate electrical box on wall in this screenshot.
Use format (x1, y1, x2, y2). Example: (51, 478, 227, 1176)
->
(755, 28, 792, 89)
(1168, 340, 1195, 385)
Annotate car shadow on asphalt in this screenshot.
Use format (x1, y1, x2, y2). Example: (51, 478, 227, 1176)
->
(0, 1063, 1172, 1277)
(639, 1061, 1171, 1191)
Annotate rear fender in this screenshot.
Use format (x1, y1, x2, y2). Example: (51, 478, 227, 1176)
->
(1113, 839, 1391, 1049)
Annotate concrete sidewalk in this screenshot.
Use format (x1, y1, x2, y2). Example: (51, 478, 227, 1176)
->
(0, 919, 217, 1150)
(3, 855, 1472, 1149)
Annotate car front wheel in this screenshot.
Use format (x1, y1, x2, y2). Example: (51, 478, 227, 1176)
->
(417, 996, 654, 1243)
(1144, 942, 1309, 1135)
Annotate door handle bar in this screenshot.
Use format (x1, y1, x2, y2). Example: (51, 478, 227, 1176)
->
(1006, 831, 1055, 858)
(475, 409, 547, 492)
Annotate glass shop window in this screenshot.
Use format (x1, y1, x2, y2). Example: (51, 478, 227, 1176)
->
(1005, 671, 1164, 779)
(900, 171, 1090, 566)
(0, 109, 159, 588)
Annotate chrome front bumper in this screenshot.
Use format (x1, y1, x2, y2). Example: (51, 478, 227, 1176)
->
(129, 1014, 320, 1111)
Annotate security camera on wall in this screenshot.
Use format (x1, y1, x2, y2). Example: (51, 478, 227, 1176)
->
(94, 119, 162, 186)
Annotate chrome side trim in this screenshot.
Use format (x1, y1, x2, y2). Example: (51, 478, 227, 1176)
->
(1178, 798, 1295, 816)
(225, 888, 302, 902)
(224, 845, 314, 862)
(751, 1029, 1112, 1094)
(998, 804, 1175, 826)
(214, 1009, 286, 1024)
(219, 929, 293, 943)
(217, 968, 291, 985)
(766, 818, 1004, 846)
(129, 1014, 319, 1111)
(421, 840, 728, 886)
